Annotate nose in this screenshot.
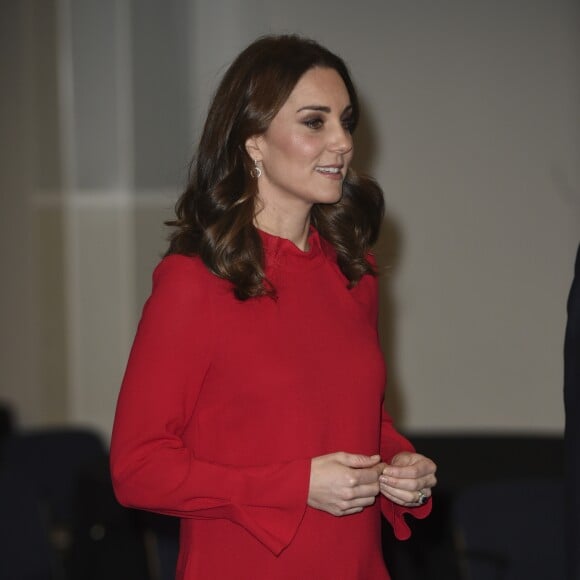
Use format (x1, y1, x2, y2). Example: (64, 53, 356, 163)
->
(330, 123, 353, 155)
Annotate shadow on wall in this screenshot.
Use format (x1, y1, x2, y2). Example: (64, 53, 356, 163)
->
(355, 95, 407, 424)
(376, 214, 406, 424)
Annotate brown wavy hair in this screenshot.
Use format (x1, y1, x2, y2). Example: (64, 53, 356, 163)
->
(166, 34, 385, 300)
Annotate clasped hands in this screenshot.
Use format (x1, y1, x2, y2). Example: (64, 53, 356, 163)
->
(307, 451, 437, 517)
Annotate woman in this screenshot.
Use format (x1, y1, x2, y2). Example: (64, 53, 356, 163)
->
(111, 34, 436, 579)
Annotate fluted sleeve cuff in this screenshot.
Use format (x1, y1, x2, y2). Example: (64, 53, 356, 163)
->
(381, 495, 432, 540)
(231, 457, 311, 555)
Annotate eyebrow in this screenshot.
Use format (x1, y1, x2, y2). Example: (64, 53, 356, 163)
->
(296, 104, 353, 115)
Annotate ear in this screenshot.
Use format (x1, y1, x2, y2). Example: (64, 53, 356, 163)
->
(244, 135, 263, 162)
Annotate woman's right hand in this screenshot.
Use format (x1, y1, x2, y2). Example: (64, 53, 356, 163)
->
(307, 452, 384, 516)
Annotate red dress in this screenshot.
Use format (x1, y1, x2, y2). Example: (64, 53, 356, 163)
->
(110, 228, 430, 579)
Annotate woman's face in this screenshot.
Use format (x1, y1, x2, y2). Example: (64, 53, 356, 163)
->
(247, 67, 354, 214)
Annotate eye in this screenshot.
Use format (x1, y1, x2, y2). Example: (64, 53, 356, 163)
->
(303, 117, 324, 130)
(341, 117, 355, 133)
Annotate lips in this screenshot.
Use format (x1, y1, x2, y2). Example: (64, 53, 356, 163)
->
(315, 165, 344, 179)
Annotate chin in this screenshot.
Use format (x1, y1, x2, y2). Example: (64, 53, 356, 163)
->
(313, 195, 342, 206)
(315, 187, 343, 205)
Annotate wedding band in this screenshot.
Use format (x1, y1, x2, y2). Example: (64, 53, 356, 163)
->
(416, 489, 428, 505)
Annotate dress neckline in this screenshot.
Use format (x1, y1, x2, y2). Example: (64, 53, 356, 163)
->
(257, 226, 333, 271)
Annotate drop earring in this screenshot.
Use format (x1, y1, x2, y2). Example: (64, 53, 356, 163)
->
(251, 160, 262, 179)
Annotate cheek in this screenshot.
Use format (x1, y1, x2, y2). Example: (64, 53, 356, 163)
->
(345, 148, 354, 167)
(285, 134, 324, 163)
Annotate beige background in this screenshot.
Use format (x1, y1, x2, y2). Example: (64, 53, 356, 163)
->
(1, 0, 578, 438)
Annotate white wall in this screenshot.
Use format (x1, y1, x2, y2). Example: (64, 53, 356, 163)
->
(0, 0, 40, 425)
(1, 0, 577, 436)
(185, 0, 579, 432)
(373, 1, 580, 430)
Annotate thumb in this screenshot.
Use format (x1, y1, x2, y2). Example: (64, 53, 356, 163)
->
(338, 452, 381, 468)
(390, 452, 414, 467)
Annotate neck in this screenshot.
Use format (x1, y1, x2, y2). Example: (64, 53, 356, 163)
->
(254, 203, 312, 251)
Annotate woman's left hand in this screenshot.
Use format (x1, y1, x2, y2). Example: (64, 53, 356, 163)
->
(379, 452, 437, 507)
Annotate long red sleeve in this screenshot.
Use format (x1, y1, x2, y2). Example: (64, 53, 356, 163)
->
(110, 256, 310, 555)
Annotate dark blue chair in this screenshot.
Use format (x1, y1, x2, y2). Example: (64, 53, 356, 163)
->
(1, 428, 107, 528)
(1, 427, 152, 580)
(453, 478, 565, 580)
(0, 470, 53, 580)
(1, 428, 108, 579)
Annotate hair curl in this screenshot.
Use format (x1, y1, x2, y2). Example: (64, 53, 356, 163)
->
(166, 34, 384, 300)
